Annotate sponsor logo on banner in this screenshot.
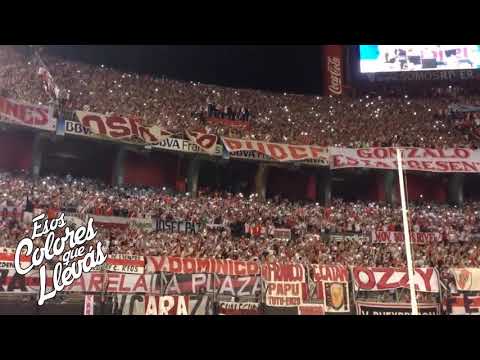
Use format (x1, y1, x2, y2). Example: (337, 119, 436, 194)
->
(146, 256, 263, 276)
(310, 264, 349, 302)
(324, 45, 344, 96)
(446, 295, 480, 315)
(298, 304, 325, 315)
(371, 231, 442, 245)
(223, 137, 329, 163)
(13, 213, 106, 305)
(451, 268, 480, 291)
(352, 267, 440, 293)
(185, 130, 219, 155)
(75, 111, 173, 145)
(155, 220, 201, 234)
(218, 302, 262, 315)
(329, 147, 480, 173)
(355, 301, 440, 315)
(144, 295, 189, 315)
(324, 281, 350, 313)
(0, 96, 55, 131)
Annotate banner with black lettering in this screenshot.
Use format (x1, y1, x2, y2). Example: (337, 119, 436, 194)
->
(99, 254, 145, 274)
(155, 220, 201, 234)
(189, 295, 215, 315)
(217, 302, 262, 315)
(355, 301, 440, 315)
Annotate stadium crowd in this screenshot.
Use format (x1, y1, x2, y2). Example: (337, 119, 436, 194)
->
(1, 171, 479, 282)
(1, 46, 480, 148)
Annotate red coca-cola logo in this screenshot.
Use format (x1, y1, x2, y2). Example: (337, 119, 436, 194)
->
(327, 56, 342, 95)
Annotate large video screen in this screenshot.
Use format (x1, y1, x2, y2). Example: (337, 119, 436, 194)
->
(359, 45, 480, 73)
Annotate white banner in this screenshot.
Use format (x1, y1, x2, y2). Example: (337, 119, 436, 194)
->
(223, 137, 329, 164)
(265, 281, 303, 307)
(451, 268, 480, 291)
(352, 267, 440, 293)
(75, 111, 172, 145)
(329, 147, 480, 173)
(0, 96, 55, 132)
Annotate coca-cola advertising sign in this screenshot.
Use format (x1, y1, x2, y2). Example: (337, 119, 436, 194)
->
(324, 45, 344, 96)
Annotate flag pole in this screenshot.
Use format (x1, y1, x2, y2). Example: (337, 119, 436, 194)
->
(396, 148, 418, 315)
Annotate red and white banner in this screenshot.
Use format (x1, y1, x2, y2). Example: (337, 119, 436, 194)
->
(329, 147, 480, 173)
(185, 130, 218, 155)
(0, 96, 54, 131)
(265, 281, 303, 307)
(144, 295, 189, 315)
(63, 273, 155, 293)
(75, 111, 172, 145)
(102, 254, 145, 274)
(446, 295, 480, 315)
(207, 117, 251, 130)
(298, 304, 325, 315)
(323, 45, 344, 96)
(451, 268, 480, 291)
(352, 267, 440, 293)
(146, 256, 261, 276)
(371, 231, 442, 245)
(0, 247, 31, 270)
(310, 264, 349, 302)
(222, 137, 329, 163)
(84, 295, 95, 315)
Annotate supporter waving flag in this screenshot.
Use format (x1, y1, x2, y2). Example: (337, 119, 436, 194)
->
(35, 53, 60, 100)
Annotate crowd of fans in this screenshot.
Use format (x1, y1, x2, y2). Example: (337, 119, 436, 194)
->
(1, 171, 479, 286)
(1, 46, 480, 148)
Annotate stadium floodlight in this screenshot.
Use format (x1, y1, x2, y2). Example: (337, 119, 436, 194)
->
(396, 148, 418, 315)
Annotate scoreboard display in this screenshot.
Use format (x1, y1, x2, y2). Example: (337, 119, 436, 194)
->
(359, 45, 480, 73)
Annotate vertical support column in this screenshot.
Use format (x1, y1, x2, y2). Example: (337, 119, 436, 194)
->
(187, 157, 200, 198)
(317, 169, 332, 206)
(448, 173, 464, 206)
(31, 133, 44, 180)
(255, 163, 269, 200)
(112, 146, 127, 186)
(384, 170, 395, 205)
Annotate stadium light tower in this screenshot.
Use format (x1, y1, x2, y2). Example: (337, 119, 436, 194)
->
(396, 148, 419, 315)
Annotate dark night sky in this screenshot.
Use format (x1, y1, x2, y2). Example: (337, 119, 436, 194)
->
(42, 45, 324, 95)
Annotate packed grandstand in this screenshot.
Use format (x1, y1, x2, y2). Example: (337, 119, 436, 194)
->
(0, 45, 479, 315)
